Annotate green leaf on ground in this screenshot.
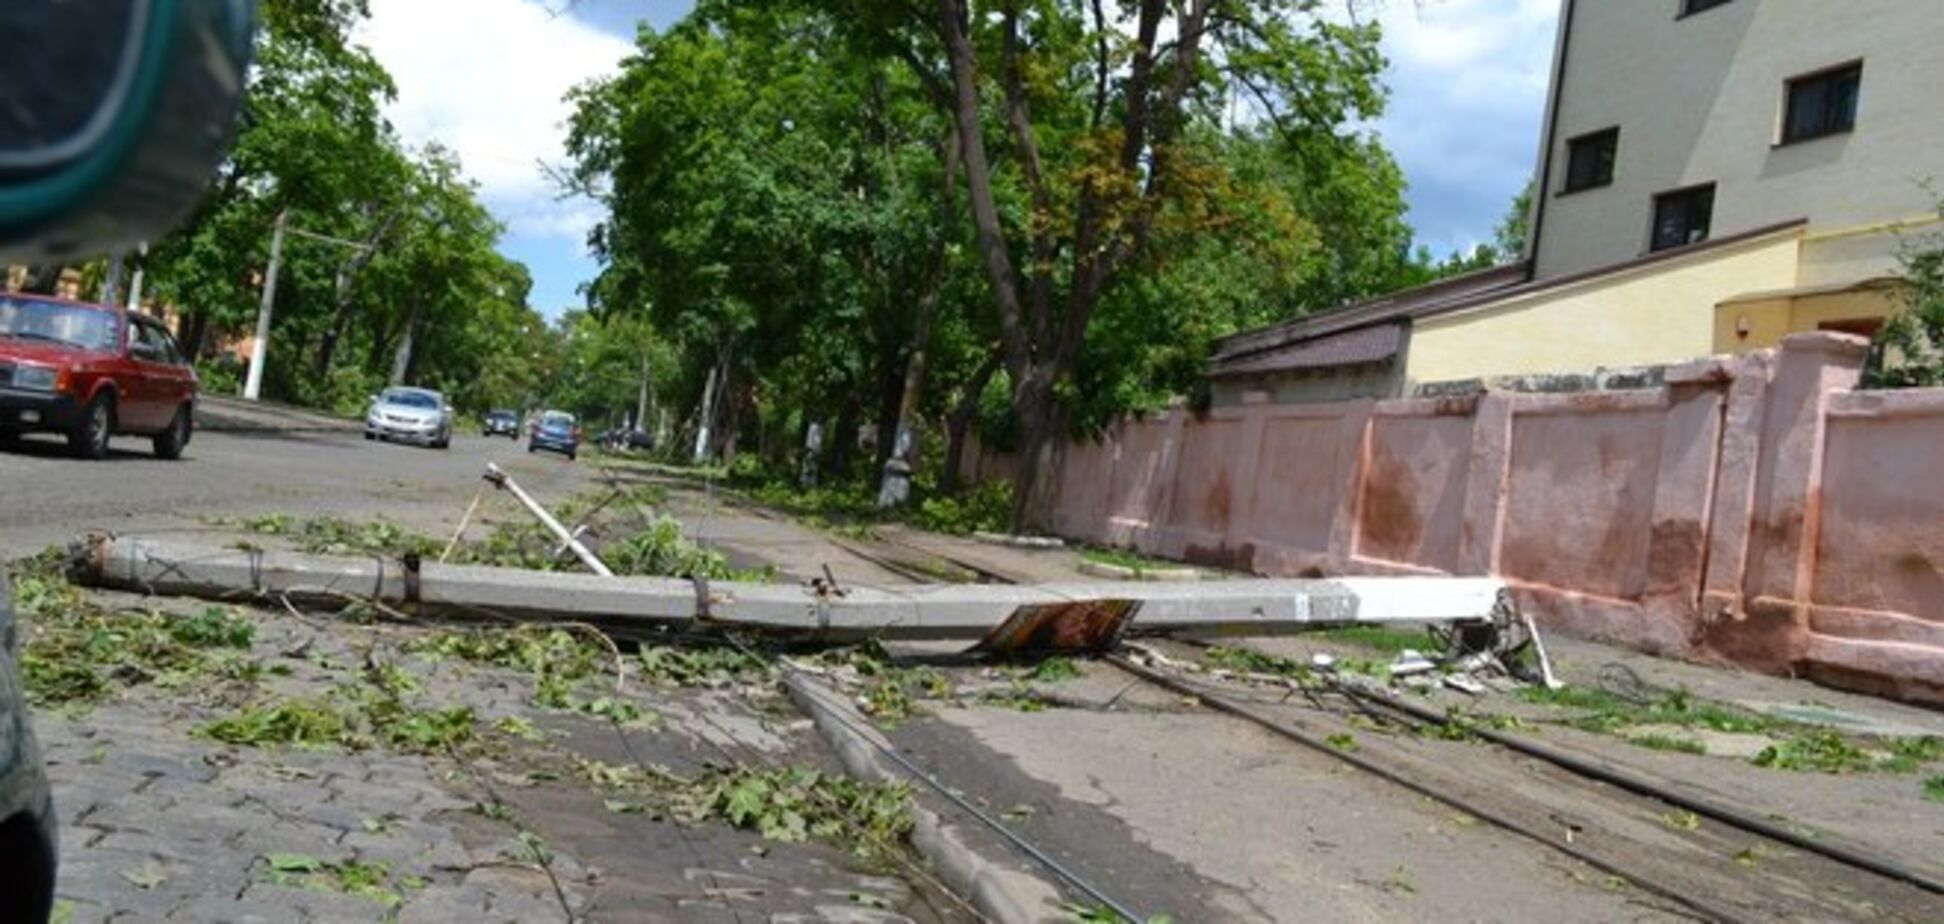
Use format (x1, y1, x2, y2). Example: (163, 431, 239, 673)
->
(266, 853, 323, 873)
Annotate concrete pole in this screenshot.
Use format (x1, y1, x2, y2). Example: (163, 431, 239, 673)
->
(635, 352, 651, 432)
(243, 210, 288, 401)
(124, 244, 147, 312)
(100, 253, 125, 306)
(390, 300, 422, 386)
(691, 361, 718, 465)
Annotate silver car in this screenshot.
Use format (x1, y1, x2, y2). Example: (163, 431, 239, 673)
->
(363, 387, 453, 449)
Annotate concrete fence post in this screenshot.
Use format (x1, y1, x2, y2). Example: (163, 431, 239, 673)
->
(1637, 358, 1736, 652)
(1219, 393, 1274, 569)
(1141, 403, 1192, 556)
(1324, 399, 1379, 570)
(1704, 332, 1868, 670)
(1456, 391, 1516, 575)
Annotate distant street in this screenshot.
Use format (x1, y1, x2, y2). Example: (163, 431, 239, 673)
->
(0, 427, 600, 558)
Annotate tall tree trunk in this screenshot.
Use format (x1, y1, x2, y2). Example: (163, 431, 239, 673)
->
(313, 212, 397, 379)
(941, 352, 1000, 495)
(390, 300, 422, 386)
(878, 125, 960, 508)
(827, 397, 859, 483)
(19, 265, 63, 295)
(182, 312, 211, 363)
(1008, 364, 1067, 530)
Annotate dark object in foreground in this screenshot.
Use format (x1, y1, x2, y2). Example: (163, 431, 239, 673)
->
(0, 572, 58, 923)
(0, 294, 199, 459)
(0, 0, 257, 261)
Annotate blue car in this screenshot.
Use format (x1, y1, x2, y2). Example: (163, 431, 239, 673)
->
(0, 572, 57, 922)
(528, 410, 581, 461)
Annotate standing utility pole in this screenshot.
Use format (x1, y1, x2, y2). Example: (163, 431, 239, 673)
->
(692, 361, 719, 465)
(635, 352, 651, 432)
(243, 210, 288, 401)
(244, 212, 386, 401)
(125, 243, 148, 312)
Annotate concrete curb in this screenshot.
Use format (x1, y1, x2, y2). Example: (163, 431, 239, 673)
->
(783, 673, 1068, 923)
(972, 532, 1066, 550)
(1075, 560, 1201, 582)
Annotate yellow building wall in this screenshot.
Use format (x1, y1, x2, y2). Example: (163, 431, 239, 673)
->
(1407, 233, 1802, 383)
(1712, 287, 1901, 355)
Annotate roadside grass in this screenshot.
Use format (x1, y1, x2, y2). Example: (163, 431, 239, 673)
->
(1307, 625, 1441, 656)
(734, 472, 1015, 538)
(1924, 776, 1944, 802)
(1628, 733, 1708, 755)
(1517, 682, 1943, 777)
(1078, 547, 1184, 575)
(1200, 645, 1313, 682)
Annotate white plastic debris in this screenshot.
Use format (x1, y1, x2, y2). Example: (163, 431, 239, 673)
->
(1311, 652, 1338, 673)
(1390, 649, 1438, 677)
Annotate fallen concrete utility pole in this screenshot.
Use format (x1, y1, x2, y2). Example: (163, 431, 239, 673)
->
(72, 534, 1525, 654)
(482, 463, 612, 576)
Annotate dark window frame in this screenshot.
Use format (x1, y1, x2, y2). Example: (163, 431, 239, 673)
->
(1780, 61, 1862, 146)
(1678, 0, 1733, 18)
(1561, 127, 1620, 194)
(1649, 183, 1716, 253)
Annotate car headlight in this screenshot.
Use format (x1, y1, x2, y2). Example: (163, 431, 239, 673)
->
(11, 364, 60, 391)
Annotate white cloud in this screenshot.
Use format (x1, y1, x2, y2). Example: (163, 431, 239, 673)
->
(1365, 0, 1559, 253)
(355, 0, 633, 246)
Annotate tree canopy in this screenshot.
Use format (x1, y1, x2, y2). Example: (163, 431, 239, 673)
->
(132, 0, 548, 415)
(568, 0, 1438, 528)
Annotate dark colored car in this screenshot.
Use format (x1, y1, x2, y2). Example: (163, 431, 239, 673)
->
(483, 409, 520, 438)
(528, 410, 581, 461)
(600, 426, 654, 453)
(0, 295, 198, 460)
(0, 572, 58, 922)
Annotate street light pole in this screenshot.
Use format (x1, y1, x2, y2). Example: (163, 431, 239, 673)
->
(243, 210, 288, 401)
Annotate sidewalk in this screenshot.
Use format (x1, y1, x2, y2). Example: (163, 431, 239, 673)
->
(196, 395, 362, 434)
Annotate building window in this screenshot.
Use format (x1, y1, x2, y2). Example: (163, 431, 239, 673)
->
(1563, 128, 1619, 193)
(1650, 185, 1714, 252)
(1681, 0, 1732, 16)
(1782, 63, 1862, 145)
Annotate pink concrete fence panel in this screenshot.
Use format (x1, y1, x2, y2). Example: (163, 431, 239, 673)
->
(1032, 333, 1942, 704)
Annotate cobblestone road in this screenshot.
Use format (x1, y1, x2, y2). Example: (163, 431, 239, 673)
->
(35, 586, 963, 923)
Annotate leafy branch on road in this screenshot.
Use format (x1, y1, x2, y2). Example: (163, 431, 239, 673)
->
(9, 550, 263, 709)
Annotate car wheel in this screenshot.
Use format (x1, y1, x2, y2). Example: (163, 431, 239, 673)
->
(364, 431, 376, 441)
(68, 393, 114, 460)
(153, 405, 191, 460)
(567, 450, 577, 462)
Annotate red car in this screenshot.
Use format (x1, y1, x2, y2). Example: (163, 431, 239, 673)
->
(0, 294, 198, 459)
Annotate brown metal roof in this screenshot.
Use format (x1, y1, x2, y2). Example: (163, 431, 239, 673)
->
(1208, 322, 1404, 377)
(1209, 263, 1528, 368)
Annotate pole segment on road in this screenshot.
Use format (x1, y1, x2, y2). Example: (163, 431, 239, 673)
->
(243, 210, 288, 401)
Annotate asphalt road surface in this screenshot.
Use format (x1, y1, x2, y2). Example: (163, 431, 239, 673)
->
(0, 428, 600, 559)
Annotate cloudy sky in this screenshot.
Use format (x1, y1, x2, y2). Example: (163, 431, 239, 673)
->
(358, 0, 1560, 317)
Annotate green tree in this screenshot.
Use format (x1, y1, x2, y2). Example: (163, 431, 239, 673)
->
(1866, 206, 1944, 388)
(815, 0, 1391, 529)
(138, 0, 542, 415)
